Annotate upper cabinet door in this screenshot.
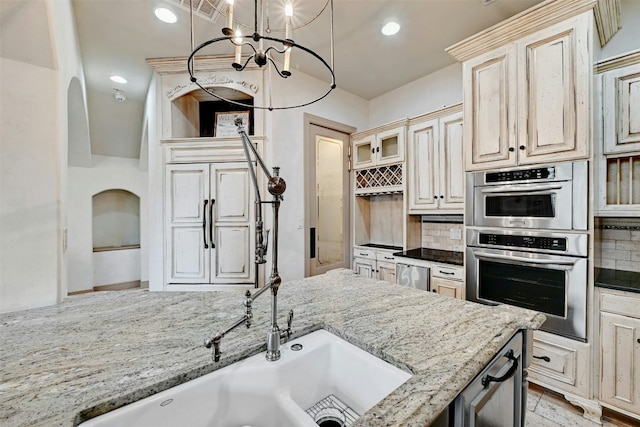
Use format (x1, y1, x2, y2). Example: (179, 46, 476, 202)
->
(517, 14, 590, 165)
(376, 126, 405, 166)
(604, 62, 640, 155)
(439, 111, 465, 210)
(464, 43, 518, 171)
(352, 134, 376, 169)
(408, 119, 439, 212)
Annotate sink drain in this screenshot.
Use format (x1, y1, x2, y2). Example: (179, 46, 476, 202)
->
(305, 394, 359, 427)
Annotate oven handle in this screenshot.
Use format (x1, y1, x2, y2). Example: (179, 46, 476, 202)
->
(473, 250, 577, 266)
(480, 184, 563, 194)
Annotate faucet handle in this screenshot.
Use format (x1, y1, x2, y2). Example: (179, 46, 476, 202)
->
(287, 309, 294, 331)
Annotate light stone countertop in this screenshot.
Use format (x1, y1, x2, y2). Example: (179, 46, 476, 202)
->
(0, 269, 545, 426)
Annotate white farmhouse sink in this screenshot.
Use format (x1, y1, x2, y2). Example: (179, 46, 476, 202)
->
(81, 329, 411, 427)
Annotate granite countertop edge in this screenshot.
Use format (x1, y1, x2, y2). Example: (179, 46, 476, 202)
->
(0, 269, 544, 427)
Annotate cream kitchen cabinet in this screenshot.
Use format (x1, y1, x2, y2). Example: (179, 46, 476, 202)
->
(598, 288, 640, 420)
(407, 106, 464, 214)
(164, 143, 256, 288)
(430, 263, 464, 299)
(352, 248, 397, 283)
(352, 120, 406, 170)
(595, 53, 640, 216)
(453, 12, 591, 171)
(603, 62, 640, 155)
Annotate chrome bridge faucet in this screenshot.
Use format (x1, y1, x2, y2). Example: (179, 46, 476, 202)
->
(204, 117, 292, 363)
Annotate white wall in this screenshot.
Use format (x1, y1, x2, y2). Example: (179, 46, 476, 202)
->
(93, 249, 141, 287)
(598, 0, 640, 61)
(0, 0, 88, 313)
(67, 156, 148, 293)
(268, 72, 369, 281)
(368, 63, 463, 127)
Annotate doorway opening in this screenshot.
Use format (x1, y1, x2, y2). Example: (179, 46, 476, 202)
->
(304, 115, 355, 277)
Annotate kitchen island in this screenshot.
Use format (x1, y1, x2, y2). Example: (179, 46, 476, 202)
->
(0, 269, 545, 426)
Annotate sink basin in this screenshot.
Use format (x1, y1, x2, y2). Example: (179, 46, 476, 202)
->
(80, 329, 411, 427)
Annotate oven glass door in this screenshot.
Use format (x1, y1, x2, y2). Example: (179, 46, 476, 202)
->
(468, 247, 587, 341)
(474, 182, 572, 229)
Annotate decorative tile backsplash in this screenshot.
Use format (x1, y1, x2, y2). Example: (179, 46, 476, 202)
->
(595, 217, 640, 273)
(421, 223, 464, 252)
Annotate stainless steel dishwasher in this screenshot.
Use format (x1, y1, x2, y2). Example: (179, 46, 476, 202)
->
(396, 263, 430, 291)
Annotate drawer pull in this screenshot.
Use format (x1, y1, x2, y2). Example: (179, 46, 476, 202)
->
(359, 252, 368, 256)
(439, 270, 455, 275)
(384, 256, 394, 260)
(533, 355, 551, 363)
(482, 350, 518, 387)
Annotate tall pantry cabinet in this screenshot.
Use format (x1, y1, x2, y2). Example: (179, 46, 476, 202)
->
(148, 57, 266, 290)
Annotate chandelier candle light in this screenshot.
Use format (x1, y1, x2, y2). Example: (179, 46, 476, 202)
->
(188, 0, 336, 110)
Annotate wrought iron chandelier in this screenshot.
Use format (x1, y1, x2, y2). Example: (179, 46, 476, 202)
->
(187, 0, 336, 110)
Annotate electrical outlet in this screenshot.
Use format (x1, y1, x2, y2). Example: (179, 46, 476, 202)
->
(297, 217, 304, 229)
(450, 228, 462, 240)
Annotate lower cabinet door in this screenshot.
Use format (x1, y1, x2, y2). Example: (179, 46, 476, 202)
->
(377, 261, 397, 284)
(431, 277, 464, 299)
(353, 257, 376, 278)
(600, 312, 640, 416)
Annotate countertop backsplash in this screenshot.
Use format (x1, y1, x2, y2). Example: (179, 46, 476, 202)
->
(421, 222, 464, 253)
(595, 217, 640, 273)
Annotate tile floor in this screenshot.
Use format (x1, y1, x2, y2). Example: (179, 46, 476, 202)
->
(526, 384, 639, 427)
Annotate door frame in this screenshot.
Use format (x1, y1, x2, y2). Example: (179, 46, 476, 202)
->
(303, 114, 356, 277)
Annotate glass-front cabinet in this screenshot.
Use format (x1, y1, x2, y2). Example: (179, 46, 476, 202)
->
(352, 120, 406, 169)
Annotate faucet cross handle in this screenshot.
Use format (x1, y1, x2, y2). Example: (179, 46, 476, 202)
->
(280, 309, 294, 342)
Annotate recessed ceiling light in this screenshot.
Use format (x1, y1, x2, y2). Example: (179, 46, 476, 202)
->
(381, 22, 400, 36)
(155, 7, 177, 24)
(110, 75, 128, 84)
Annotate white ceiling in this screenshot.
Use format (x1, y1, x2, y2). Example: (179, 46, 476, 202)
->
(70, 0, 543, 158)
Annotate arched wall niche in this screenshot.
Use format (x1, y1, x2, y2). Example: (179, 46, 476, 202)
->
(92, 189, 140, 251)
(67, 77, 91, 167)
(170, 85, 256, 138)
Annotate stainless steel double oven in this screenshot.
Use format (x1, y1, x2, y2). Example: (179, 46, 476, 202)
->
(466, 161, 589, 342)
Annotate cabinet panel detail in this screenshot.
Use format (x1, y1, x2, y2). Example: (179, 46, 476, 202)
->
(604, 63, 640, 154)
(465, 48, 516, 170)
(170, 227, 207, 282)
(213, 227, 251, 282)
(600, 312, 640, 414)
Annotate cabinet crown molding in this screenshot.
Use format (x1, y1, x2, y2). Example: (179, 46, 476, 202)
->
(408, 104, 462, 126)
(352, 118, 408, 140)
(446, 0, 596, 62)
(147, 55, 263, 74)
(593, 0, 621, 47)
(595, 49, 640, 74)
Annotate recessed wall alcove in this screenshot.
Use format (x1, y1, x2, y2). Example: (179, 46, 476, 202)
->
(92, 189, 142, 289)
(92, 189, 140, 251)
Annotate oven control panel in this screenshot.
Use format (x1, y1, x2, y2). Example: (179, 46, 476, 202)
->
(485, 166, 556, 183)
(479, 233, 567, 251)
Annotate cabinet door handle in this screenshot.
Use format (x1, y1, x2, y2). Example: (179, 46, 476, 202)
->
(508, 147, 515, 152)
(376, 146, 380, 153)
(371, 147, 375, 153)
(637, 339, 640, 344)
(439, 270, 455, 275)
(519, 145, 525, 150)
(203, 199, 209, 249)
(482, 349, 518, 387)
(533, 355, 550, 362)
(209, 199, 215, 249)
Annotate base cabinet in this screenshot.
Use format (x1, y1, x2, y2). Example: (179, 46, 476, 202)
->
(352, 248, 397, 283)
(598, 289, 640, 420)
(430, 264, 464, 299)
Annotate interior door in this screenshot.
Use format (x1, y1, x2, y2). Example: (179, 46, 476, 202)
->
(307, 124, 350, 276)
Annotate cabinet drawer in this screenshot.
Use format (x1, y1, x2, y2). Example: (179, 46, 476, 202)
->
(600, 292, 640, 319)
(530, 338, 578, 386)
(376, 252, 397, 263)
(353, 248, 375, 259)
(431, 264, 463, 281)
